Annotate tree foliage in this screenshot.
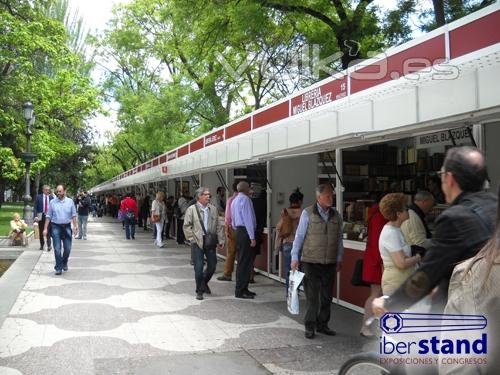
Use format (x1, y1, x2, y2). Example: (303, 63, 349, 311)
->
(0, 0, 100, 201)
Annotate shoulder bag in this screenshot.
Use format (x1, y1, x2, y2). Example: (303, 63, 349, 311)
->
(195, 207, 218, 251)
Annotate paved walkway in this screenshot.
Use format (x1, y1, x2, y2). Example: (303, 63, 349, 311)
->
(0, 217, 372, 375)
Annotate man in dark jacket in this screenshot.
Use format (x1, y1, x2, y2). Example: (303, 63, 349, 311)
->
(34, 184, 54, 251)
(373, 146, 497, 315)
(75, 191, 91, 240)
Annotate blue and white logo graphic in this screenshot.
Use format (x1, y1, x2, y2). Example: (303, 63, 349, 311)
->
(380, 313, 487, 334)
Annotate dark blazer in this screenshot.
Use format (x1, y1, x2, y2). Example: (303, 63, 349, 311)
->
(386, 190, 497, 312)
(34, 193, 54, 217)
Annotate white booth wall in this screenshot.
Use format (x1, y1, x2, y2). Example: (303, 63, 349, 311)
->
(270, 154, 318, 225)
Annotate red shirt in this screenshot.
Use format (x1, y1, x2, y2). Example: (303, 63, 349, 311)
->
(362, 204, 389, 284)
(120, 197, 139, 217)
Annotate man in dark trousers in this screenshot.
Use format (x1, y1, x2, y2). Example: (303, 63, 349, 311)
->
(34, 184, 53, 251)
(291, 183, 343, 339)
(231, 181, 257, 299)
(373, 146, 497, 316)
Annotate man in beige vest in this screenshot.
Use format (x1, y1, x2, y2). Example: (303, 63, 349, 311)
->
(291, 184, 343, 339)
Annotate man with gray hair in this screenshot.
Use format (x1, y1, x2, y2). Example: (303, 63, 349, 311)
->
(231, 181, 257, 299)
(401, 190, 435, 251)
(184, 187, 225, 300)
(291, 183, 343, 339)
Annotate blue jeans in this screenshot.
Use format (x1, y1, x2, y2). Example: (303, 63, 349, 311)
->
(192, 243, 217, 293)
(124, 217, 136, 239)
(77, 214, 88, 238)
(51, 223, 73, 272)
(282, 242, 293, 291)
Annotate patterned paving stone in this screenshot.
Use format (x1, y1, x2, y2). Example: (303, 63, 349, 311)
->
(0, 217, 365, 374)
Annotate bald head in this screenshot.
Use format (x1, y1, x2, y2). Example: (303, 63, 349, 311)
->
(443, 146, 487, 192)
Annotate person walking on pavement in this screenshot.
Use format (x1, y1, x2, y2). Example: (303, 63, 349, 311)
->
(120, 193, 139, 240)
(34, 184, 53, 251)
(75, 191, 91, 240)
(217, 181, 239, 282)
(43, 184, 78, 275)
(291, 183, 344, 339)
(152, 191, 166, 248)
(231, 181, 257, 299)
(176, 190, 190, 245)
(183, 187, 225, 300)
(372, 146, 497, 316)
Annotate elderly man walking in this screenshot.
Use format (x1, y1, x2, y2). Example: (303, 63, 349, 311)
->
(43, 184, 78, 275)
(231, 181, 257, 299)
(184, 187, 225, 300)
(291, 184, 343, 339)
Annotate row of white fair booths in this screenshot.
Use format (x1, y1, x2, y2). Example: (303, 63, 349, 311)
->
(91, 4, 500, 312)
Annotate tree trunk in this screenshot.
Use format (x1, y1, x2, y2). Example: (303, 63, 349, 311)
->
(433, 0, 446, 27)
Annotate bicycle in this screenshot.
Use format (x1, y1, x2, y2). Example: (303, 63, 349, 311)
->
(338, 318, 405, 375)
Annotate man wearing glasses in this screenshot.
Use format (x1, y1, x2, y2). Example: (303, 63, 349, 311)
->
(43, 184, 78, 275)
(373, 146, 497, 316)
(183, 187, 225, 300)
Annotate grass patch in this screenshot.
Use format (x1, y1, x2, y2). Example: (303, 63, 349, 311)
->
(0, 202, 28, 237)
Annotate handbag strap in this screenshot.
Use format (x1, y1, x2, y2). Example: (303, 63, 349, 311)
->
(194, 206, 208, 235)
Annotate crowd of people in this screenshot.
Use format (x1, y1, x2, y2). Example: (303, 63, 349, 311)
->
(10, 146, 499, 373)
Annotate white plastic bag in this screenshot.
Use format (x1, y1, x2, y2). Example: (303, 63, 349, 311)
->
(287, 270, 305, 315)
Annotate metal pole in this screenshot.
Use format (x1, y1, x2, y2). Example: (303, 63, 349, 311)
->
(23, 118, 33, 224)
(266, 160, 272, 277)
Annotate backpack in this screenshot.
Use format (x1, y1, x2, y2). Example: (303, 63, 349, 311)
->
(125, 208, 135, 220)
(279, 208, 294, 239)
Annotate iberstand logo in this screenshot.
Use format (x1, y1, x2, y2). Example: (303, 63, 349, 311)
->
(379, 313, 488, 369)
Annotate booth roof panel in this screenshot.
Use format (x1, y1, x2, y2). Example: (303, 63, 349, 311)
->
(450, 10, 500, 59)
(91, 5, 500, 193)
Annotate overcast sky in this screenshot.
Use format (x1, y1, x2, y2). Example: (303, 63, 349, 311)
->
(69, 0, 401, 144)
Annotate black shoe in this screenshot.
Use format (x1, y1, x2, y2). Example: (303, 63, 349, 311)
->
(317, 327, 336, 336)
(62, 265, 68, 271)
(235, 293, 254, 299)
(54, 270, 62, 275)
(131, 236, 135, 239)
(244, 289, 256, 296)
(204, 284, 211, 294)
(217, 275, 232, 281)
(196, 292, 204, 300)
(305, 329, 315, 339)
(47, 247, 52, 252)
(39, 246, 44, 251)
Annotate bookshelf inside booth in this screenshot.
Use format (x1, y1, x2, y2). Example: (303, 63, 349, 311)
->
(339, 127, 475, 243)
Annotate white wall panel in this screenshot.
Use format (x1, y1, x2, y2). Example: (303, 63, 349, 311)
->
(338, 102, 372, 135)
(268, 126, 287, 153)
(239, 139, 252, 160)
(419, 71, 476, 122)
(374, 89, 417, 131)
(478, 65, 500, 109)
(310, 113, 336, 143)
(227, 143, 239, 163)
(287, 121, 310, 148)
(252, 132, 269, 156)
(216, 145, 227, 165)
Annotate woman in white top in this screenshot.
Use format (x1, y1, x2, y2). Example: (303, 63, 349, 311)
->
(378, 193, 421, 295)
(151, 191, 166, 248)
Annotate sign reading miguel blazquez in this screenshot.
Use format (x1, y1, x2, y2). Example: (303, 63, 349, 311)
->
(291, 78, 347, 116)
(379, 312, 488, 370)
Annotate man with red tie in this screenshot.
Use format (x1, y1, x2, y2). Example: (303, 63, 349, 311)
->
(34, 185, 54, 251)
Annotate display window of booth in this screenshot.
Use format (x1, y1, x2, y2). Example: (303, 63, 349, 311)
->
(340, 126, 476, 243)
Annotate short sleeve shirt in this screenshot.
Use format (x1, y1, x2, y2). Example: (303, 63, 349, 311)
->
(379, 224, 411, 266)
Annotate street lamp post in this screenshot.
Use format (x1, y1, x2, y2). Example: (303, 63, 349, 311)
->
(21, 101, 36, 224)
